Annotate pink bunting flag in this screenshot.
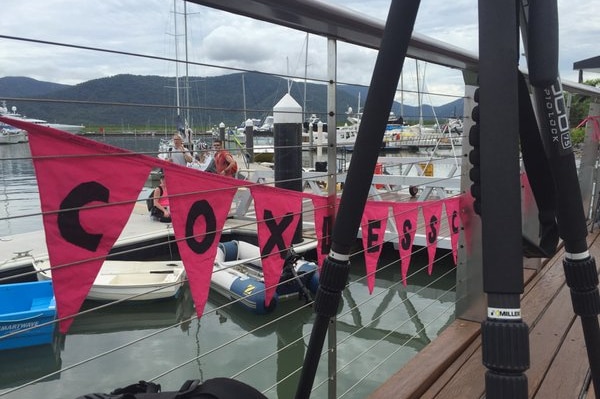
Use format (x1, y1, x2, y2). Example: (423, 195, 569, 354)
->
(391, 202, 419, 286)
(360, 202, 389, 294)
(305, 194, 333, 270)
(164, 165, 239, 319)
(1, 117, 153, 333)
(251, 185, 302, 306)
(421, 200, 443, 275)
(443, 196, 462, 265)
(521, 172, 535, 209)
(576, 115, 600, 142)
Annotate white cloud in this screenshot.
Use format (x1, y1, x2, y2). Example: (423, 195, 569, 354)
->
(0, 0, 598, 104)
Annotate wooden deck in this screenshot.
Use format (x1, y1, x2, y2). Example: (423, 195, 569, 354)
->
(369, 228, 600, 399)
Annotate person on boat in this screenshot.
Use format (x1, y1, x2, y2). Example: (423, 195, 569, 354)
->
(151, 174, 171, 223)
(168, 133, 193, 166)
(213, 139, 238, 177)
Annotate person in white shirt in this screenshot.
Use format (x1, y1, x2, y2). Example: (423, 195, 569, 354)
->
(168, 133, 193, 166)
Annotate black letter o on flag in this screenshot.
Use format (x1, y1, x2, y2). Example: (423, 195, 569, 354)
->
(186, 200, 216, 254)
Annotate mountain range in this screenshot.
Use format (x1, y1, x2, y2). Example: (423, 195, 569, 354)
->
(0, 73, 464, 130)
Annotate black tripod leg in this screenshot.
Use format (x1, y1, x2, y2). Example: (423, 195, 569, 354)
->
(478, 1, 529, 397)
(294, 0, 421, 397)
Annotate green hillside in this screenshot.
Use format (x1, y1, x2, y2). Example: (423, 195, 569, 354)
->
(1, 73, 464, 131)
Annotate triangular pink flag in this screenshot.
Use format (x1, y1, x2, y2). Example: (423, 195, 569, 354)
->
(443, 196, 462, 265)
(421, 200, 443, 275)
(392, 202, 419, 286)
(360, 202, 389, 294)
(305, 194, 333, 271)
(521, 172, 535, 210)
(251, 185, 302, 306)
(164, 165, 239, 318)
(1, 117, 154, 333)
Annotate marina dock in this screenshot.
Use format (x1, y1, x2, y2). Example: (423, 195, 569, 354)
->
(3, 1, 600, 398)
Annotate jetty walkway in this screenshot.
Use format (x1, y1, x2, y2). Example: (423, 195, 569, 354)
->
(370, 228, 600, 398)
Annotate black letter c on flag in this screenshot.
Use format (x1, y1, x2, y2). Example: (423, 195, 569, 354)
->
(58, 181, 108, 252)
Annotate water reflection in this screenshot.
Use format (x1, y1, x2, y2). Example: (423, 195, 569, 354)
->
(0, 331, 63, 390)
(69, 284, 196, 335)
(0, 143, 40, 236)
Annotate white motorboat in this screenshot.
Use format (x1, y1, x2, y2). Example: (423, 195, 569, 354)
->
(35, 259, 186, 302)
(0, 127, 28, 144)
(0, 100, 84, 134)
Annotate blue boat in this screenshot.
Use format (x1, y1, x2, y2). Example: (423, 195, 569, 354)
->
(0, 280, 56, 350)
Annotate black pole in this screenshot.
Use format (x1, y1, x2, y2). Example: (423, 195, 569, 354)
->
(527, 0, 600, 394)
(245, 119, 254, 160)
(294, 0, 421, 397)
(273, 98, 303, 244)
(478, 1, 529, 397)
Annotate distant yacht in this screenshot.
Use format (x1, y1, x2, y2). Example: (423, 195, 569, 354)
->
(0, 100, 85, 134)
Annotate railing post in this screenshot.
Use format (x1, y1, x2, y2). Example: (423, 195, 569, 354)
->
(456, 80, 485, 321)
(326, 36, 338, 399)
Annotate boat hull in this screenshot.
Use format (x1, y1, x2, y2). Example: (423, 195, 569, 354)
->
(212, 240, 319, 314)
(0, 129, 28, 144)
(0, 280, 56, 350)
(36, 260, 186, 302)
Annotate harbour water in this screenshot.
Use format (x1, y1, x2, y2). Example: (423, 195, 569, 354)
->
(0, 136, 457, 399)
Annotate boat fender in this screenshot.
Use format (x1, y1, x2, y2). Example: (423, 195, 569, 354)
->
(75, 377, 268, 399)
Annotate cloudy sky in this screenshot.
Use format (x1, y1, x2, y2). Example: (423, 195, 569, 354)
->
(1, 0, 598, 106)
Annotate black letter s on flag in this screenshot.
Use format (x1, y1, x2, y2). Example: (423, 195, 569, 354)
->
(427, 215, 439, 244)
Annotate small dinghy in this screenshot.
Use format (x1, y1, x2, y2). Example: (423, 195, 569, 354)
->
(212, 240, 319, 314)
(0, 280, 56, 350)
(36, 260, 186, 302)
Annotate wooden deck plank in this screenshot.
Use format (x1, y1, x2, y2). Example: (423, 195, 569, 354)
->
(369, 227, 600, 399)
(533, 320, 590, 398)
(526, 285, 577, 395)
(418, 338, 482, 399)
(424, 248, 570, 398)
(367, 319, 480, 399)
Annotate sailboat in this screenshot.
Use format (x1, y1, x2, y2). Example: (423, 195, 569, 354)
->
(157, 0, 213, 169)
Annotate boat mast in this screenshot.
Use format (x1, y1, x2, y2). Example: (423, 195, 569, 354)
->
(173, 0, 181, 127)
(416, 59, 422, 129)
(242, 74, 247, 122)
(400, 71, 404, 119)
(303, 32, 309, 122)
(184, 0, 191, 137)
